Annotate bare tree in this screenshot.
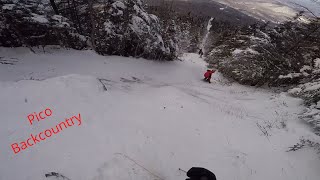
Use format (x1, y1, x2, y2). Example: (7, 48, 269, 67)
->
(87, 0, 96, 50)
(50, 0, 59, 15)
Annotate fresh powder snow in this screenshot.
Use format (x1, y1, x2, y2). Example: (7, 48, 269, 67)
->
(0, 48, 319, 180)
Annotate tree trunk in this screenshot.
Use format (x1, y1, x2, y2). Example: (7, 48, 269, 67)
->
(88, 0, 96, 51)
(50, 0, 59, 15)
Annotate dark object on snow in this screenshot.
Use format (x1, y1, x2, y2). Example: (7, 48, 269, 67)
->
(97, 78, 109, 91)
(45, 172, 71, 180)
(199, 49, 204, 58)
(186, 167, 216, 180)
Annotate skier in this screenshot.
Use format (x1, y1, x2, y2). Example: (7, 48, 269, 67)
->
(203, 69, 215, 83)
(199, 49, 204, 58)
(186, 167, 216, 180)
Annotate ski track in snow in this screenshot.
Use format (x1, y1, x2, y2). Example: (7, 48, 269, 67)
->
(0, 47, 319, 180)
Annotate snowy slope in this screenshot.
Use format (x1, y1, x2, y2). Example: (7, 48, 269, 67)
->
(210, 0, 319, 22)
(0, 47, 320, 180)
(279, 0, 320, 16)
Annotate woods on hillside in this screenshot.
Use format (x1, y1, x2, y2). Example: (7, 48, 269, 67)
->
(0, 0, 210, 61)
(204, 15, 320, 135)
(0, 0, 176, 60)
(1, 0, 320, 136)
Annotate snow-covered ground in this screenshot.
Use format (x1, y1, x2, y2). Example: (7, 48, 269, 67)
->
(0, 47, 320, 180)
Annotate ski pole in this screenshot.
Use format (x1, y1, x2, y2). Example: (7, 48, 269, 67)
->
(178, 168, 187, 174)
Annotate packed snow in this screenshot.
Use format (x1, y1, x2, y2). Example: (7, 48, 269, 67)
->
(0, 47, 319, 180)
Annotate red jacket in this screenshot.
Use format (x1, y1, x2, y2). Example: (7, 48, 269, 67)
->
(204, 70, 215, 78)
